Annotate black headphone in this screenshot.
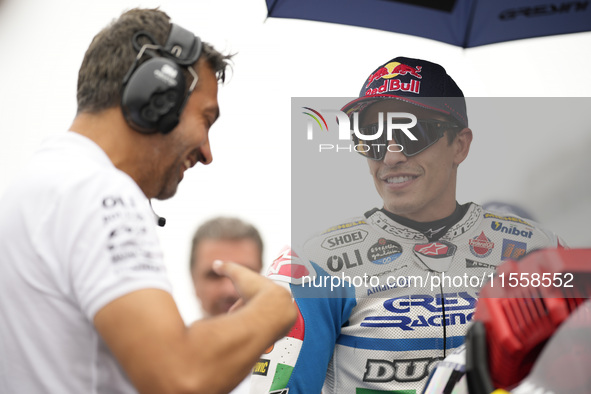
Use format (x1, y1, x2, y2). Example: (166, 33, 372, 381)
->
(121, 24, 203, 134)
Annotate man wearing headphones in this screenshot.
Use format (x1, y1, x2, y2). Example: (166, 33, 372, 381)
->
(0, 8, 296, 394)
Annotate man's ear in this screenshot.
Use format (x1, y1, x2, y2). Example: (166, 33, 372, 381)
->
(453, 127, 473, 166)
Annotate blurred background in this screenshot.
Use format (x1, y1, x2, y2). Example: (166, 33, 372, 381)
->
(0, 0, 589, 322)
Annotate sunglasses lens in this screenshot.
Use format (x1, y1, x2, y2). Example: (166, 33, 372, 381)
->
(353, 120, 457, 159)
(353, 124, 389, 160)
(395, 121, 444, 156)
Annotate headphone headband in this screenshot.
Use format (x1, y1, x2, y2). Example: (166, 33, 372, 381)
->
(164, 24, 202, 66)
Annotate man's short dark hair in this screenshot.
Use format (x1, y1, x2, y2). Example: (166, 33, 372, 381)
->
(76, 8, 233, 115)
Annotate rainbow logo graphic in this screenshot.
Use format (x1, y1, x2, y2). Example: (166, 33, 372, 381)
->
(302, 107, 328, 140)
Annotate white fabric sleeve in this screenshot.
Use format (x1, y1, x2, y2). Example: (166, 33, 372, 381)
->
(37, 170, 172, 321)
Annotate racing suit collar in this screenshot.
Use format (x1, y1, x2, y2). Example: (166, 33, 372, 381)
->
(369, 202, 471, 241)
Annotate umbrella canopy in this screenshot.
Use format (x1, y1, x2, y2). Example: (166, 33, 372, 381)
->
(266, 0, 591, 48)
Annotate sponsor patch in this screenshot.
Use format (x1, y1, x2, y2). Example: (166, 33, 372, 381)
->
(326, 250, 364, 272)
(270, 389, 289, 394)
(465, 259, 495, 269)
(444, 204, 481, 240)
(101, 194, 164, 273)
(364, 62, 423, 95)
(367, 238, 403, 265)
(252, 359, 270, 376)
(414, 241, 456, 258)
(490, 221, 533, 239)
(468, 231, 494, 258)
(267, 247, 312, 285)
(366, 61, 422, 87)
(484, 213, 532, 227)
(364, 291, 477, 331)
(501, 239, 527, 260)
(321, 220, 366, 234)
(365, 78, 421, 96)
(363, 357, 441, 383)
(370, 212, 424, 240)
(269, 364, 294, 393)
(321, 229, 368, 250)
(424, 225, 446, 239)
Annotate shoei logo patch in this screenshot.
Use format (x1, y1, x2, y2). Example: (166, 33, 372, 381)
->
(322, 229, 368, 250)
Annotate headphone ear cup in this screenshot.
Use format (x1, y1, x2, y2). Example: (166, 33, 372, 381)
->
(121, 57, 186, 134)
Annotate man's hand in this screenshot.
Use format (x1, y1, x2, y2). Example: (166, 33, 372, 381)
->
(213, 260, 296, 338)
(95, 260, 296, 393)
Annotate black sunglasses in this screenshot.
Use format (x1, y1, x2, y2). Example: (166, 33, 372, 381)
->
(351, 119, 461, 160)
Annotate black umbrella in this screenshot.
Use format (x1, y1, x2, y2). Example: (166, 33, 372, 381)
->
(266, 0, 591, 48)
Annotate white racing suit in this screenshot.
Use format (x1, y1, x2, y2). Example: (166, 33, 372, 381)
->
(250, 203, 562, 394)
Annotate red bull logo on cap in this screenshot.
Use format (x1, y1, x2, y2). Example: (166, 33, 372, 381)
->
(366, 62, 422, 88)
(365, 79, 421, 96)
(364, 62, 422, 96)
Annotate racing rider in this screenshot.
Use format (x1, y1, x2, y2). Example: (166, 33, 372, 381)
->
(250, 57, 564, 394)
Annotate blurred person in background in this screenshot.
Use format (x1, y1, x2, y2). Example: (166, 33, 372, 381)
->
(190, 216, 264, 318)
(190, 216, 264, 393)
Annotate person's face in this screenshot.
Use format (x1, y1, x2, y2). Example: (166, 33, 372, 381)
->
(191, 238, 262, 317)
(152, 61, 219, 200)
(362, 100, 472, 222)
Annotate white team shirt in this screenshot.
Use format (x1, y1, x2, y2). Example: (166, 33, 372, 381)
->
(0, 132, 172, 393)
